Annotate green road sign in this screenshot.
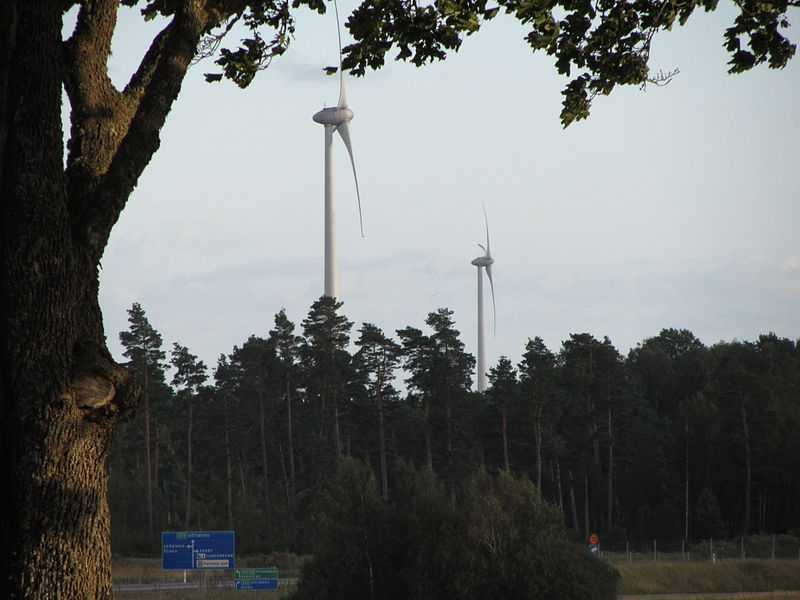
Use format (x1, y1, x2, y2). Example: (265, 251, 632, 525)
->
(235, 568, 278, 580)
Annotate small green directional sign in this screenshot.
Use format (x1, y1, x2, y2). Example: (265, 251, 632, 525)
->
(235, 567, 278, 580)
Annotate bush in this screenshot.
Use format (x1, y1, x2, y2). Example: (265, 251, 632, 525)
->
(289, 460, 619, 600)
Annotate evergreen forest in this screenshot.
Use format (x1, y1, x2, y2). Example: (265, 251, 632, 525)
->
(109, 298, 800, 557)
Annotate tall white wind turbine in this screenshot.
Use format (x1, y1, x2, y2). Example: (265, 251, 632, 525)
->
(312, 1, 363, 299)
(471, 207, 496, 393)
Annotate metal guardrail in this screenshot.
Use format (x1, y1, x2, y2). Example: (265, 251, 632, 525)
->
(113, 578, 298, 592)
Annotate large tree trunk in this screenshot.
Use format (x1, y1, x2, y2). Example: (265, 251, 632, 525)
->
(0, 4, 140, 598)
(0, 2, 228, 597)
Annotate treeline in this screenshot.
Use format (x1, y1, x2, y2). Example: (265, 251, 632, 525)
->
(108, 298, 800, 555)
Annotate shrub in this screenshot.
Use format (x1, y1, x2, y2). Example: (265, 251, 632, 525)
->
(290, 460, 619, 600)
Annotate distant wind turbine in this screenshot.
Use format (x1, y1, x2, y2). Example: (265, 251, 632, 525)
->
(312, 0, 363, 299)
(471, 206, 496, 393)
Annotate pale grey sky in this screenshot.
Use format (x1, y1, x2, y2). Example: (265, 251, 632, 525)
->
(91, 2, 800, 381)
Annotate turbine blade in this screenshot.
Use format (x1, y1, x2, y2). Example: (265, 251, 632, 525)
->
(336, 121, 364, 237)
(334, 0, 347, 109)
(482, 203, 491, 257)
(338, 71, 348, 109)
(486, 264, 496, 335)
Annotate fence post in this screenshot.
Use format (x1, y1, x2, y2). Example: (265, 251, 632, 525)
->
(741, 537, 745, 560)
(626, 541, 630, 565)
(653, 539, 657, 563)
(772, 535, 775, 560)
(710, 538, 714, 563)
(682, 538, 685, 561)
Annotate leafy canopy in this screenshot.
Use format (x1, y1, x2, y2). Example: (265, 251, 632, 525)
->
(125, 0, 797, 125)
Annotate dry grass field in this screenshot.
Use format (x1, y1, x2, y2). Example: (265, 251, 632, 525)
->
(617, 560, 800, 596)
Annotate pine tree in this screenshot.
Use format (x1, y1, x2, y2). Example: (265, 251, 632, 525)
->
(354, 323, 402, 500)
(518, 337, 561, 493)
(559, 334, 624, 536)
(487, 357, 518, 472)
(119, 303, 167, 536)
(169, 343, 208, 530)
(398, 309, 475, 481)
(301, 297, 354, 480)
(268, 309, 303, 539)
(228, 336, 278, 549)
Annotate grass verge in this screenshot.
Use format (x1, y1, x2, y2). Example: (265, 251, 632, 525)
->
(616, 560, 800, 595)
(113, 556, 800, 598)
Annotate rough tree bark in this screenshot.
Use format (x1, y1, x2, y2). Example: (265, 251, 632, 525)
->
(0, 2, 217, 597)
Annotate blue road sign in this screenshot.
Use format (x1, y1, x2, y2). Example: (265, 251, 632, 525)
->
(162, 531, 235, 569)
(235, 578, 279, 590)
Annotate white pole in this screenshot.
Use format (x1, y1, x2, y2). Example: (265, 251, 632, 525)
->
(476, 267, 486, 392)
(323, 125, 337, 299)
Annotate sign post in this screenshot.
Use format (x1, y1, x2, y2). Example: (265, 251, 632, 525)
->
(234, 567, 279, 590)
(162, 531, 235, 570)
(587, 532, 600, 557)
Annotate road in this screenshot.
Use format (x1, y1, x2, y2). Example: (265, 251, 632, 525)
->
(113, 581, 796, 598)
(114, 578, 298, 592)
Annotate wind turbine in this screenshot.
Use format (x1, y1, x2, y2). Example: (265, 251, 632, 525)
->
(471, 206, 496, 393)
(312, 0, 363, 299)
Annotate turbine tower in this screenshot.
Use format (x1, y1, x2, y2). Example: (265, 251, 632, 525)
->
(312, 0, 363, 299)
(471, 207, 496, 393)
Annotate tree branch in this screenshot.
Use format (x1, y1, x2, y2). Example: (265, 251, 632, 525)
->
(66, 2, 226, 263)
(63, 0, 128, 215)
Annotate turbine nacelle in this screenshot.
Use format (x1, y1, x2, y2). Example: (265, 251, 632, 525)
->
(471, 256, 494, 266)
(312, 106, 354, 127)
(472, 239, 494, 267)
